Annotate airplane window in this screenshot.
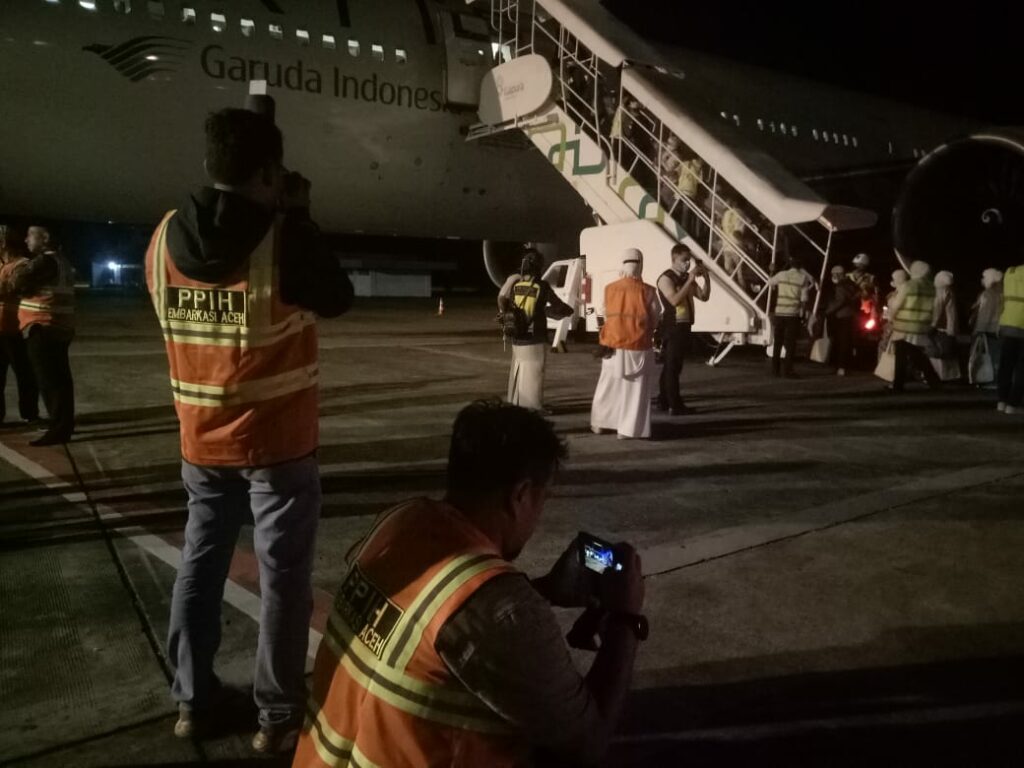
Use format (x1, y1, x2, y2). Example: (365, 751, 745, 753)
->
(791, 126, 798, 137)
(296, 29, 311, 46)
(769, 121, 776, 133)
(842, 134, 849, 146)
(395, 48, 407, 64)
(733, 114, 741, 126)
(852, 136, 859, 148)
(812, 128, 819, 140)
(780, 122, 787, 133)
(832, 132, 839, 144)
(322, 34, 336, 50)
(113, 0, 131, 12)
(888, 140, 894, 155)
(269, 23, 283, 40)
(720, 111, 728, 120)
(210, 12, 226, 33)
(348, 39, 360, 57)
(757, 119, 764, 131)
(147, 1, 164, 19)
(241, 18, 255, 37)
(79, 0, 97, 10)
(181, 6, 195, 24)
(371, 43, 384, 62)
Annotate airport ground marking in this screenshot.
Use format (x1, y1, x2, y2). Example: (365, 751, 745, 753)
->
(0, 440, 324, 661)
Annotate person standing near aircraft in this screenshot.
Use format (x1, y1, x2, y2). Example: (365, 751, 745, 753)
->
(656, 244, 710, 414)
(5, 226, 75, 445)
(848, 252, 880, 321)
(887, 260, 942, 392)
(821, 264, 860, 376)
(996, 262, 1024, 414)
(0, 225, 40, 428)
(498, 249, 572, 412)
(768, 253, 814, 378)
(591, 249, 661, 439)
(146, 107, 353, 753)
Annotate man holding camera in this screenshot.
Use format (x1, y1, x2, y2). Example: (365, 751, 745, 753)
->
(294, 401, 646, 768)
(657, 243, 710, 415)
(145, 107, 353, 752)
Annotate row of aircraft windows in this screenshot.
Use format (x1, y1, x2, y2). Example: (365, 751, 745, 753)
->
(718, 110, 928, 157)
(47, 0, 408, 64)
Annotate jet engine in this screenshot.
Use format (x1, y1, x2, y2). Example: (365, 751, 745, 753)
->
(894, 131, 1024, 277)
(482, 240, 562, 287)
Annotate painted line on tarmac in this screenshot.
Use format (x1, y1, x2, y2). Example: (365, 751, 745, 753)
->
(401, 344, 507, 366)
(641, 463, 1024, 578)
(0, 440, 324, 662)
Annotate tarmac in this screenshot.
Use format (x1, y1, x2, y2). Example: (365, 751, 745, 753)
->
(1, 292, 1023, 767)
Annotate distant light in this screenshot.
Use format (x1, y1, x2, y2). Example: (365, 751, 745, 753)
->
(79, 0, 97, 10)
(864, 318, 877, 331)
(145, 54, 158, 61)
(107, 261, 120, 270)
(32, 40, 50, 47)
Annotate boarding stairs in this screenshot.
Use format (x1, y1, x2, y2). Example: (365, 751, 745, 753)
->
(469, 0, 871, 362)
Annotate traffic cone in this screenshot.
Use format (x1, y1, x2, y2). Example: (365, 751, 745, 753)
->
(437, 298, 445, 317)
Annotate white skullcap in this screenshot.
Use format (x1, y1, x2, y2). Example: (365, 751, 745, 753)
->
(982, 268, 1003, 287)
(934, 270, 954, 288)
(891, 269, 909, 287)
(853, 253, 870, 267)
(909, 260, 931, 279)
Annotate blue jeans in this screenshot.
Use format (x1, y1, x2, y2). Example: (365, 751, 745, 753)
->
(167, 455, 320, 727)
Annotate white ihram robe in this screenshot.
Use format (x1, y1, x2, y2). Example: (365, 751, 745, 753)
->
(590, 279, 661, 439)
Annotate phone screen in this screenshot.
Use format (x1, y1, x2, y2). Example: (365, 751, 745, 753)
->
(582, 538, 622, 573)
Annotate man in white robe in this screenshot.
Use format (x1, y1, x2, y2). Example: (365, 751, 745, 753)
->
(590, 249, 661, 439)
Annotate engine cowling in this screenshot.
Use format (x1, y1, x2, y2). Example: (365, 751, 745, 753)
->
(482, 240, 561, 287)
(894, 131, 1024, 277)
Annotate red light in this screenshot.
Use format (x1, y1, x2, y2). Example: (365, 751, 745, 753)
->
(864, 318, 877, 331)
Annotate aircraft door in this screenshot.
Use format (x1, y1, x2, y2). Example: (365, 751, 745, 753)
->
(439, 9, 493, 107)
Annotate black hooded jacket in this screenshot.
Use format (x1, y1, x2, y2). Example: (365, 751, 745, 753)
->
(165, 187, 353, 318)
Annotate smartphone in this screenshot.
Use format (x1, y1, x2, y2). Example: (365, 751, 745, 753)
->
(579, 532, 623, 574)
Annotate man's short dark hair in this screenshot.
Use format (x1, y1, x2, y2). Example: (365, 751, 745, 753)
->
(205, 108, 283, 186)
(447, 400, 567, 498)
(671, 244, 691, 257)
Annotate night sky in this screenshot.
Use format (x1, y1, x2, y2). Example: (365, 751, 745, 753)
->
(607, 0, 1024, 124)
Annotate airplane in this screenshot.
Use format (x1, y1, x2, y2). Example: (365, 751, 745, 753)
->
(1, 0, 1020, 284)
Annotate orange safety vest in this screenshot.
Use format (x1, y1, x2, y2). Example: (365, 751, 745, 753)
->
(0, 258, 25, 335)
(145, 210, 319, 467)
(599, 276, 655, 351)
(17, 251, 75, 332)
(294, 498, 522, 768)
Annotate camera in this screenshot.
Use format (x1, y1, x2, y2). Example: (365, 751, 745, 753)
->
(578, 532, 623, 574)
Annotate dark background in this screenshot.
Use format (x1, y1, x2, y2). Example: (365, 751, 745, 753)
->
(607, 0, 1024, 123)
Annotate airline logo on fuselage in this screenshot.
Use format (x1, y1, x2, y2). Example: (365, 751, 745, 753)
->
(84, 36, 445, 113)
(83, 36, 192, 82)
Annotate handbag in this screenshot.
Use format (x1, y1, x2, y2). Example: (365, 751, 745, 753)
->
(874, 340, 896, 382)
(968, 335, 995, 384)
(810, 336, 832, 364)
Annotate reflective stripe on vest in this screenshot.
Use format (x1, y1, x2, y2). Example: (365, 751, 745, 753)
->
(295, 500, 522, 768)
(0, 259, 23, 334)
(999, 266, 1024, 330)
(17, 252, 75, 331)
(146, 210, 319, 466)
(600, 276, 654, 350)
(774, 270, 804, 317)
(892, 278, 935, 334)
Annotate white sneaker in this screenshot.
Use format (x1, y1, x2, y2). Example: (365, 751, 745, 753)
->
(997, 402, 1007, 412)
(1006, 405, 1021, 415)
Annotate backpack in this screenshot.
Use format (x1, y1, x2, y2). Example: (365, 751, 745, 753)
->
(502, 280, 540, 340)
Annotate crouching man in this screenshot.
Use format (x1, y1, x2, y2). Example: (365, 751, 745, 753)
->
(294, 400, 646, 768)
